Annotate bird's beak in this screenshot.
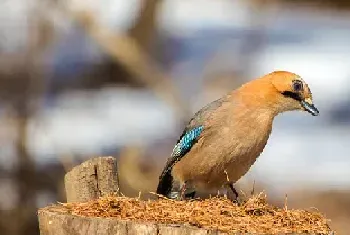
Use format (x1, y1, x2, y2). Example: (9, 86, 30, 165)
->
(301, 98, 319, 116)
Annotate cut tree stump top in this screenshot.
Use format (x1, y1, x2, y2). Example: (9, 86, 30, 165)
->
(64, 156, 120, 203)
(38, 207, 333, 235)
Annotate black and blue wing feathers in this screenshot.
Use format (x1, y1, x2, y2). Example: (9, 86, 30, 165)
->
(156, 95, 227, 197)
(172, 126, 203, 158)
(156, 126, 204, 196)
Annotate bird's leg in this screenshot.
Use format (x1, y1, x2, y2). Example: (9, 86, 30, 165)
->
(229, 183, 239, 199)
(180, 182, 197, 200)
(166, 181, 185, 200)
(227, 183, 241, 204)
(167, 181, 194, 200)
(179, 182, 187, 200)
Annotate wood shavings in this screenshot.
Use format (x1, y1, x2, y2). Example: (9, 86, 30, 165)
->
(54, 192, 333, 234)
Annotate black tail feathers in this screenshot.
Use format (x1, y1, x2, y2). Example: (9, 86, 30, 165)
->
(156, 170, 173, 197)
(156, 170, 197, 200)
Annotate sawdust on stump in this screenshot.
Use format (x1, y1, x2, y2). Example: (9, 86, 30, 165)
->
(55, 192, 333, 234)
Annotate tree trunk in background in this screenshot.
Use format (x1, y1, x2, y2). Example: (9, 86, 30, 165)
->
(12, 4, 54, 235)
(128, 0, 163, 56)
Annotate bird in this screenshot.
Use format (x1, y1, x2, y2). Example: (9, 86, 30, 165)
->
(156, 71, 319, 200)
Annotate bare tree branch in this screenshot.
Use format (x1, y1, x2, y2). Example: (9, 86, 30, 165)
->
(56, 1, 190, 120)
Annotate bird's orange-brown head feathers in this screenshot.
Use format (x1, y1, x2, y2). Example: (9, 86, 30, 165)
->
(237, 71, 319, 116)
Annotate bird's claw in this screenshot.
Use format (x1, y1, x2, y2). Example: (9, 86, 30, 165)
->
(168, 192, 181, 200)
(167, 191, 196, 200)
(233, 196, 242, 206)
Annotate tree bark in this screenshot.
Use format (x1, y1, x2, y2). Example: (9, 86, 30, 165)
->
(38, 208, 322, 235)
(64, 156, 120, 203)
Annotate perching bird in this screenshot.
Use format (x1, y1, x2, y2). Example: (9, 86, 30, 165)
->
(156, 71, 319, 200)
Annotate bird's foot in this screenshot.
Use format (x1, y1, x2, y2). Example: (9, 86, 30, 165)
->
(233, 196, 242, 206)
(167, 182, 194, 200)
(227, 183, 242, 205)
(185, 191, 196, 199)
(167, 191, 181, 200)
(167, 191, 196, 200)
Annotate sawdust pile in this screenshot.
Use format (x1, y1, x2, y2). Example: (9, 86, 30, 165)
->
(58, 193, 333, 234)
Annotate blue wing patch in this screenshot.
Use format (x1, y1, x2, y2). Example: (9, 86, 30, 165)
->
(172, 126, 204, 158)
(160, 126, 204, 180)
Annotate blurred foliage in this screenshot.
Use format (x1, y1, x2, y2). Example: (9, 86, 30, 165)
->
(281, 0, 350, 9)
(0, 0, 349, 235)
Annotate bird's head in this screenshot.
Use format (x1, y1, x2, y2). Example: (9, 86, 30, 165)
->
(268, 71, 319, 116)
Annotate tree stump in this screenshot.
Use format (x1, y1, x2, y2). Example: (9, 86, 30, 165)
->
(38, 208, 330, 235)
(64, 156, 120, 203)
(38, 157, 335, 235)
(38, 209, 220, 235)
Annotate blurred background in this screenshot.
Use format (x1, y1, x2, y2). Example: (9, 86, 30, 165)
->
(1, 0, 350, 234)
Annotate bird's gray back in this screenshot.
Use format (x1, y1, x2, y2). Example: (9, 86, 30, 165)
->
(185, 96, 228, 132)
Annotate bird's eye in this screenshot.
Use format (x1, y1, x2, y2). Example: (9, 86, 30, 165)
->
(292, 80, 303, 92)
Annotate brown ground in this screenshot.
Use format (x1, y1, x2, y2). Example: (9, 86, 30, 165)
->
(54, 192, 334, 234)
